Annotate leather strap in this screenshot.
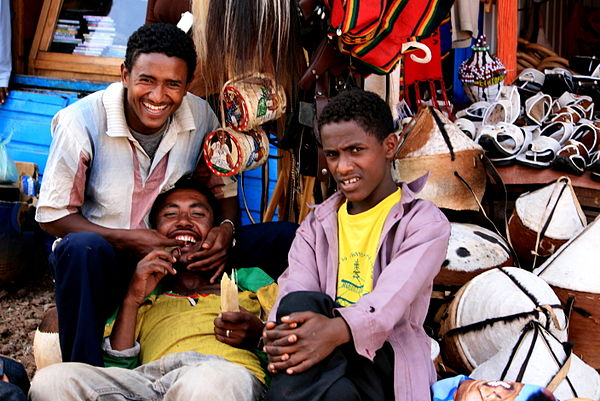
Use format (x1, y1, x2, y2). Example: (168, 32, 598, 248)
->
(546, 353, 572, 392)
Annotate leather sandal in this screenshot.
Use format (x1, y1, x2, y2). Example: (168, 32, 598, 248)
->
(516, 121, 573, 168)
(455, 101, 490, 121)
(493, 85, 521, 123)
(557, 92, 594, 119)
(549, 106, 582, 124)
(516, 135, 562, 168)
(552, 122, 599, 175)
(478, 122, 530, 165)
(589, 152, 600, 182)
(524, 92, 552, 125)
(553, 140, 591, 175)
(515, 68, 545, 92)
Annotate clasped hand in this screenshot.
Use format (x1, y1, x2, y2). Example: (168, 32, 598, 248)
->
(262, 312, 351, 375)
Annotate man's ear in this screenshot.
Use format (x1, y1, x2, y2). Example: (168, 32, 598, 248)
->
(120, 63, 129, 87)
(384, 132, 399, 160)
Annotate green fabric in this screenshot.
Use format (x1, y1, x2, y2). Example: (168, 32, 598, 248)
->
(103, 352, 140, 369)
(236, 267, 274, 292)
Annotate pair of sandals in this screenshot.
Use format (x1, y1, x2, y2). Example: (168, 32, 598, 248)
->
(553, 122, 600, 175)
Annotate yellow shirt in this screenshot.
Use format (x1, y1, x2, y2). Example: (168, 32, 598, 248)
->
(105, 283, 277, 384)
(336, 189, 401, 307)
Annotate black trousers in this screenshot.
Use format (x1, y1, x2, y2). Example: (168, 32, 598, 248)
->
(265, 291, 395, 401)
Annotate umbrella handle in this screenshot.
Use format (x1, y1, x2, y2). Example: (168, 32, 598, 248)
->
(401, 41, 432, 64)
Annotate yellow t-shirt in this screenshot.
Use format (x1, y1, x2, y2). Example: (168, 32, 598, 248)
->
(336, 189, 401, 307)
(105, 283, 277, 384)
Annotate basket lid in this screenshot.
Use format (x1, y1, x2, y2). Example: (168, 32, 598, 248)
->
(471, 322, 600, 401)
(534, 215, 600, 293)
(449, 267, 567, 369)
(515, 177, 586, 240)
(445, 223, 511, 272)
(397, 107, 483, 159)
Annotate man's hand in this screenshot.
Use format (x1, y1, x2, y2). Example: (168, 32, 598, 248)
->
(179, 223, 233, 283)
(0, 88, 8, 105)
(214, 307, 264, 348)
(124, 248, 177, 306)
(118, 229, 183, 258)
(263, 312, 351, 375)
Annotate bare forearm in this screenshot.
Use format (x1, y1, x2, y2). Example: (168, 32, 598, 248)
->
(109, 299, 141, 351)
(39, 214, 128, 247)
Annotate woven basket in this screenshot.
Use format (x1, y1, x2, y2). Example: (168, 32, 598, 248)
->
(393, 107, 486, 211)
(439, 267, 567, 373)
(221, 73, 286, 132)
(507, 177, 586, 268)
(202, 127, 270, 177)
(534, 216, 600, 369)
(553, 287, 600, 369)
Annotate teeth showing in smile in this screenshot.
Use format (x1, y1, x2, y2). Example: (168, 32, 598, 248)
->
(486, 381, 511, 389)
(143, 102, 168, 112)
(342, 177, 359, 185)
(175, 235, 196, 244)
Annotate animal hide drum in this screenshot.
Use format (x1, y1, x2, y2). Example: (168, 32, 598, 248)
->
(439, 267, 567, 373)
(392, 106, 486, 211)
(534, 215, 600, 369)
(507, 177, 586, 268)
(436, 223, 512, 287)
(471, 321, 600, 401)
(33, 307, 62, 370)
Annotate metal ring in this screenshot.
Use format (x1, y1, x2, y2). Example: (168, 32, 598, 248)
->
(226, 329, 231, 337)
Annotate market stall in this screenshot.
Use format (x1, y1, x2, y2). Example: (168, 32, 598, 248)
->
(1, 0, 600, 397)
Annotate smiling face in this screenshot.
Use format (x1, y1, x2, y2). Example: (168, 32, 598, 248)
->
(321, 120, 398, 214)
(121, 52, 189, 134)
(155, 188, 214, 253)
(456, 380, 525, 401)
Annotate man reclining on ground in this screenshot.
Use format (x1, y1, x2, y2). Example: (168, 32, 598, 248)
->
(29, 179, 273, 401)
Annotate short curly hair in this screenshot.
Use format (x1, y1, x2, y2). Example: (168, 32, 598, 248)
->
(149, 177, 221, 228)
(124, 23, 197, 83)
(317, 89, 394, 142)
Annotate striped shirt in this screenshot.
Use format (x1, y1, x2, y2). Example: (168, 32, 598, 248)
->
(36, 82, 236, 229)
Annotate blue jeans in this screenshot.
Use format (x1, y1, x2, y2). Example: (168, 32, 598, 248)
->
(50, 223, 298, 366)
(30, 351, 263, 401)
(0, 357, 29, 401)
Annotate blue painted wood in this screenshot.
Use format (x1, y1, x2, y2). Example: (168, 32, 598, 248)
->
(238, 145, 278, 225)
(0, 89, 80, 175)
(11, 74, 109, 93)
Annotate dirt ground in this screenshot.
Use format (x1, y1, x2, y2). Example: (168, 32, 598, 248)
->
(0, 267, 55, 379)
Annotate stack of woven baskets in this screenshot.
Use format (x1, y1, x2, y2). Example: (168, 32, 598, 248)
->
(517, 38, 570, 72)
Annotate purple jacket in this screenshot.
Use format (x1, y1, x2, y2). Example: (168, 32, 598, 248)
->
(270, 175, 451, 401)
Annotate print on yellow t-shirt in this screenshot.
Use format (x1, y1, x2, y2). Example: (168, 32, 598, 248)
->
(336, 189, 401, 307)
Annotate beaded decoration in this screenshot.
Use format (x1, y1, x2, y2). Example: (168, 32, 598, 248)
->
(459, 35, 506, 103)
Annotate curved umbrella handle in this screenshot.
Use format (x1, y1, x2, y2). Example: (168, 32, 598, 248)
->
(401, 41, 432, 64)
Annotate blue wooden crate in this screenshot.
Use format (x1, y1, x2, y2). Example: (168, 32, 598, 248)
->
(0, 75, 108, 176)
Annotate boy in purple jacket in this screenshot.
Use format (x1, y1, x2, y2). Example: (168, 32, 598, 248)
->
(263, 89, 451, 401)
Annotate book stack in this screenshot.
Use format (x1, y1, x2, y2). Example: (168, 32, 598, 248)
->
(73, 15, 116, 57)
(49, 19, 82, 53)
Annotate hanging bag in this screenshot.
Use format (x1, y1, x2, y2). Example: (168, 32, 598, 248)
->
(0, 134, 19, 184)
